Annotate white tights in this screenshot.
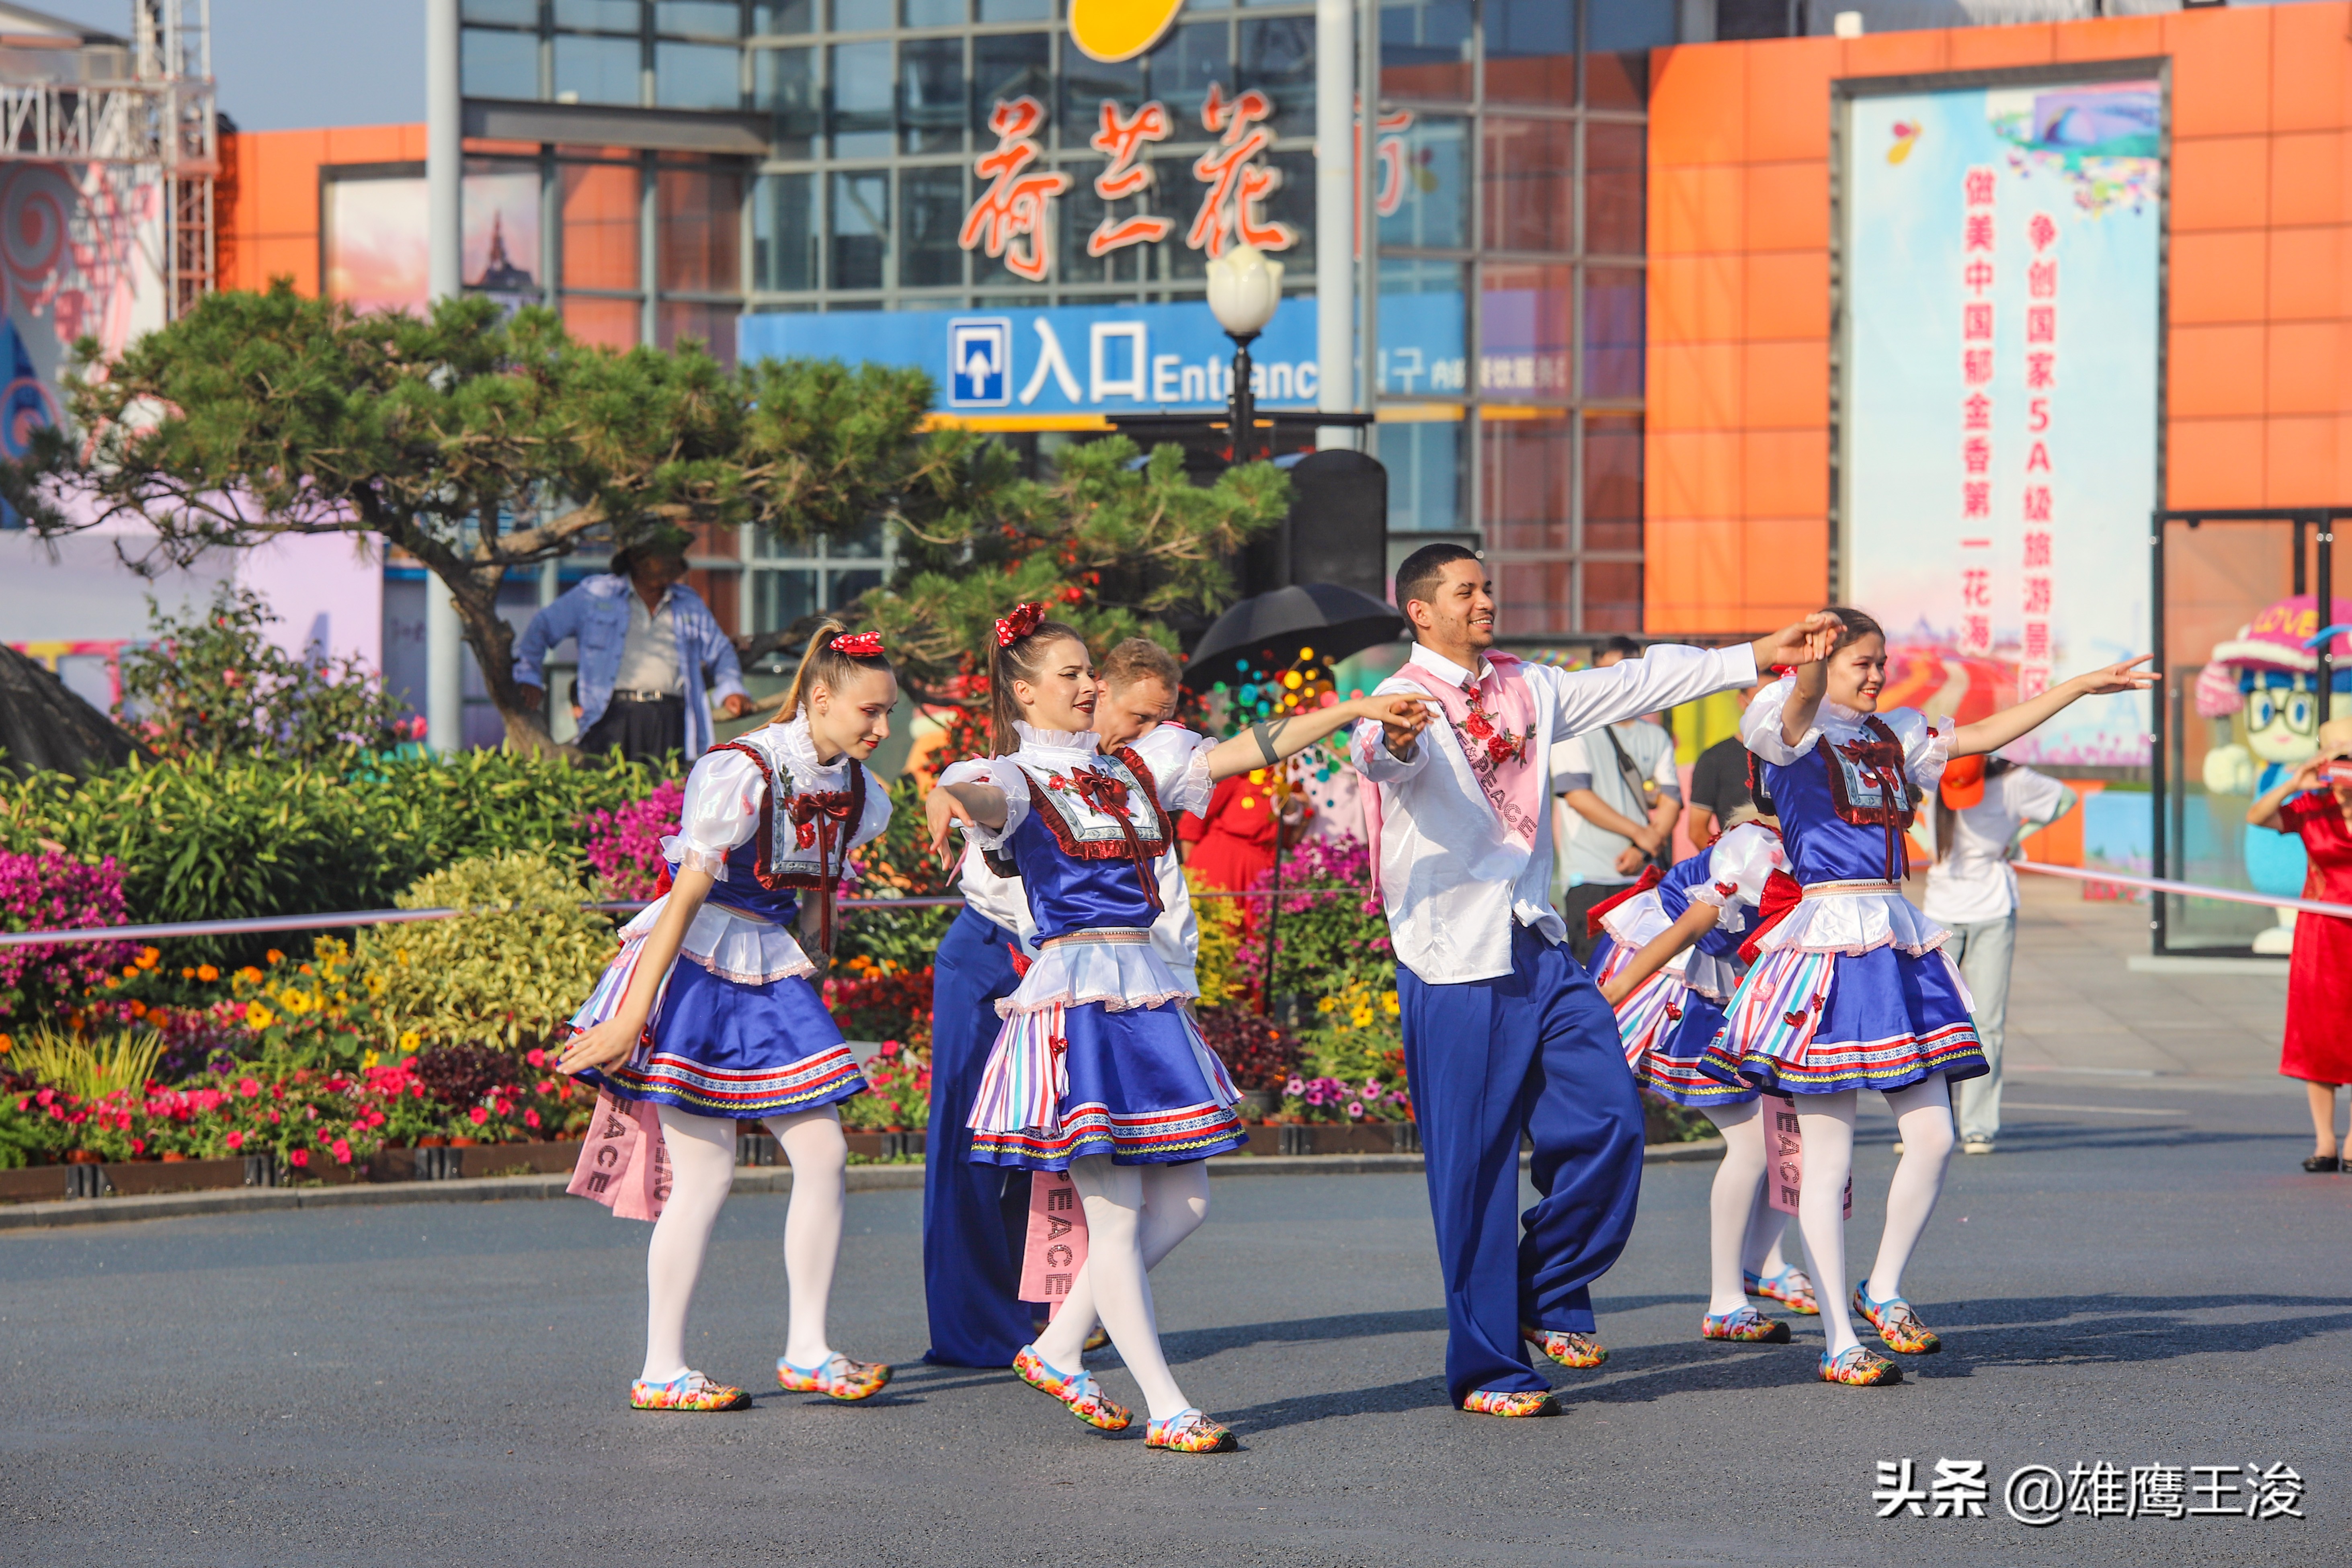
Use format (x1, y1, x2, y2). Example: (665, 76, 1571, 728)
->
(640, 1104, 848, 1384)
(1700, 1101, 1802, 1316)
(1794, 1078, 1957, 1359)
(1028, 1156, 1209, 1422)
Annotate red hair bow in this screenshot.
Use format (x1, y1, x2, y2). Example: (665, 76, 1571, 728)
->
(995, 602, 1046, 647)
(831, 631, 884, 658)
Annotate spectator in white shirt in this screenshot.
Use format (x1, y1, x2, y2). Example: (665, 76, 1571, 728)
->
(1918, 754, 2078, 1154)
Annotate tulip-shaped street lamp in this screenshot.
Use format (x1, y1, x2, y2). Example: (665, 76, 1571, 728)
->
(1206, 244, 1284, 465)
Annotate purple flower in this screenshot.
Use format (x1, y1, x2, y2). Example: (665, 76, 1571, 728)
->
(1347, 1101, 1365, 1120)
(1284, 1076, 1305, 1096)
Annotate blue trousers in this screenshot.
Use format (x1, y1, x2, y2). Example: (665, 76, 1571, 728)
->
(1397, 922, 1647, 1406)
(921, 908, 1034, 1367)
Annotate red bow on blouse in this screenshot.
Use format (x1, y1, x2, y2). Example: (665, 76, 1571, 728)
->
(790, 792, 857, 953)
(1062, 764, 1163, 913)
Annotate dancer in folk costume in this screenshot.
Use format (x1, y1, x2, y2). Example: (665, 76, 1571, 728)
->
(1700, 609, 2152, 1385)
(923, 637, 1195, 1369)
(1590, 815, 1823, 1340)
(925, 605, 1427, 1453)
(559, 623, 900, 1413)
(1349, 543, 1842, 1417)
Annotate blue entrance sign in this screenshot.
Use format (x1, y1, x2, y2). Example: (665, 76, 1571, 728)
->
(739, 294, 1472, 417)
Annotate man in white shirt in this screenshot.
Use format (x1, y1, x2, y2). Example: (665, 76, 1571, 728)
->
(1349, 542, 1838, 1416)
(1918, 754, 2077, 1156)
(923, 638, 1199, 1367)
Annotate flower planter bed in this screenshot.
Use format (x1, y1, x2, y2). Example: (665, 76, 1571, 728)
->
(1246, 1122, 1419, 1157)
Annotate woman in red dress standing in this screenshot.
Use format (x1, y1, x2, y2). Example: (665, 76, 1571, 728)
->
(1177, 768, 1313, 893)
(2249, 716, 2352, 1172)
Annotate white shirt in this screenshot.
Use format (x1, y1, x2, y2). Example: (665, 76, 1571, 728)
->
(613, 588, 685, 695)
(1351, 639, 1759, 984)
(1920, 766, 2073, 925)
(944, 721, 1213, 994)
(1552, 721, 1683, 886)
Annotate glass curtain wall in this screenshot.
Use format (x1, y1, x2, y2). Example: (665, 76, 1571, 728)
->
(1380, 0, 1665, 636)
(459, 0, 1669, 636)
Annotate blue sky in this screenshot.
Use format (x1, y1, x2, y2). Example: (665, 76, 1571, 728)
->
(37, 0, 423, 130)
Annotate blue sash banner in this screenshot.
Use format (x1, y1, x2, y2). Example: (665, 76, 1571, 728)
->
(738, 293, 1470, 417)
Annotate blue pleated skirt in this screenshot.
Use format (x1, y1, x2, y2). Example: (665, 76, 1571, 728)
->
(1700, 943, 1986, 1097)
(580, 957, 867, 1120)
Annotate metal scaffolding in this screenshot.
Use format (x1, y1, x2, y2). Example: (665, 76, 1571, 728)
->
(0, 0, 217, 317)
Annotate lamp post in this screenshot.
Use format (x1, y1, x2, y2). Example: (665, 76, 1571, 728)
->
(1206, 244, 1284, 465)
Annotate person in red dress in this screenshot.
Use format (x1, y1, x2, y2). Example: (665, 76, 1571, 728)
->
(2248, 716, 2352, 1173)
(1177, 768, 1313, 892)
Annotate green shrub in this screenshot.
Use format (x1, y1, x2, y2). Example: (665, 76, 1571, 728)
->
(0, 749, 668, 967)
(360, 852, 619, 1055)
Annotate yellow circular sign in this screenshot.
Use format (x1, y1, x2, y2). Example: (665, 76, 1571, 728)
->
(1069, 0, 1187, 63)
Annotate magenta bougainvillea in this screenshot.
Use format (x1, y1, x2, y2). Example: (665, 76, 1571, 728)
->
(0, 850, 136, 1022)
(579, 778, 687, 901)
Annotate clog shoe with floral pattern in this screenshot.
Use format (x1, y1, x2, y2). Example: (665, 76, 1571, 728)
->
(776, 1352, 893, 1401)
(1013, 1344, 1133, 1431)
(1701, 1306, 1792, 1343)
(630, 1370, 751, 1411)
(1145, 1408, 1238, 1452)
(1461, 1389, 1562, 1418)
(1817, 1346, 1903, 1386)
(1746, 1266, 1821, 1316)
(1852, 1285, 1942, 1355)
(1521, 1325, 1609, 1369)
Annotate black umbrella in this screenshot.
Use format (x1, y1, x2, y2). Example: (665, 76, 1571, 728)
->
(1181, 582, 1405, 693)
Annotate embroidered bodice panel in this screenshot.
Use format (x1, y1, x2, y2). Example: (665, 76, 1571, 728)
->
(1742, 681, 1949, 888)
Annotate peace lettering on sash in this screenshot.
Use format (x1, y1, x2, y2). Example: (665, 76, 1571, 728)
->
(1387, 656, 1543, 848)
(1019, 1167, 1091, 1307)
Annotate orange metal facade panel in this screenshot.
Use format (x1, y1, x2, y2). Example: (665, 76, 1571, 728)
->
(2263, 414, 2343, 503)
(1743, 250, 1831, 341)
(1651, 252, 1743, 342)
(1742, 428, 1829, 515)
(1836, 31, 1949, 78)
(2168, 229, 2269, 325)
(2269, 131, 2347, 229)
(2266, 224, 2348, 322)
(2051, 13, 2165, 63)
(1646, 45, 1749, 167)
(2166, 8, 2274, 139)
(2167, 417, 2267, 508)
(1741, 516, 1831, 612)
(2168, 324, 2268, 418)
(1652, 163, 1745, 257)
(1644, 517, 1745, 628)
(1945, 23, 2055, 71)
(2264, 3, 2352, 135)
(2266, 321, 2345, 416)
(1743, 160, 1830, 252)
(1741, 39, 1837, 164)
(1743, 339, 1829, 430)
(2169, 136, 2272, 232)
(1651, 341, 1746, 431)
(1649, 429, 1745, 518)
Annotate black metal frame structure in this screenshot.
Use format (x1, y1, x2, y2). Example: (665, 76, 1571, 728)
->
(2151, 506, 2339, 956)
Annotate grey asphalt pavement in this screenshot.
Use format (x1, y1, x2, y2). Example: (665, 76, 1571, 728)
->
(2, 1075, 2342, 1568)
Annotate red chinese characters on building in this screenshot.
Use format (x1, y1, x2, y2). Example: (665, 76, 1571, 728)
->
(1957, 164, 1997, 657)
(1189, 83, 1294, 258)
(1086, 98, 1174, 257)
(2016, 211, 2059, 697)
(1374, 109, 1415, 217)
(960, 96, 1073, 282)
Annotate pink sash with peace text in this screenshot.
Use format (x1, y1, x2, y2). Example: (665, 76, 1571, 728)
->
(1360, 651, 1544, 882)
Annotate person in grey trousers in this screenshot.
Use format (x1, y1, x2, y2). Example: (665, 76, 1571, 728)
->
(1918, 753, 2079, 1154)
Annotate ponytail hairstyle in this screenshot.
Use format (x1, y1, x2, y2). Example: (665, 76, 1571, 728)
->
(988, 602, 1089, 754)
(777, 619, 895, 724)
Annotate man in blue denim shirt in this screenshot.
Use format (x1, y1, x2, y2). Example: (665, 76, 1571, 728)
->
(512, 536, 752, 762)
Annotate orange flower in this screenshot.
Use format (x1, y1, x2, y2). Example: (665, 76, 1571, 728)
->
(238, 966, 262, 984)
(265, 949, 285, 965)
(196, 965, 219, 982)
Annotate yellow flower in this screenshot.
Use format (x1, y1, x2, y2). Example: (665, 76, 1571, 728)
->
(365, 973, 387, 997)
(398, 1030, 420, 1052)
(362, 1050, 380, 1069)
(245, 1002, 277, 1029)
